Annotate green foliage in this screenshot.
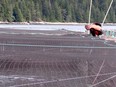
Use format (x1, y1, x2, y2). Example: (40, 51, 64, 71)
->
(13, 3, 24, 22)
(0, 0, 116, 22)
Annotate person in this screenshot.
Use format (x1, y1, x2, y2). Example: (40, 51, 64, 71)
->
(85, 23, 103, 37)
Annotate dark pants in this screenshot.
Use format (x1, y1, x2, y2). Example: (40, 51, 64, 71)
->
(90, 28, 103, 37)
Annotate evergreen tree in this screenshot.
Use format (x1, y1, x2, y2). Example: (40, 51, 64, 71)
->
(54, 1, 62, 21)
(34, 2, 41, 21)
(2, 0, 13, 22)
(30, 0, 36, 21)
(0, 0, 115, 22)
(0, 3, 4, 21)
(13, 3, 24, 22)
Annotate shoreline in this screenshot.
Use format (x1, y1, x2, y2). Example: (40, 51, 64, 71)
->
(0, 22, 116, 25)
(0, 22, 86, 25)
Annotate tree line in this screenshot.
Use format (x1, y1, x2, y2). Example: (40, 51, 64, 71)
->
(0, 0, 116, 23)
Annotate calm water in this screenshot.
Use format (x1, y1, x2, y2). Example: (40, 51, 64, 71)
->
(0, 24, 116, 32)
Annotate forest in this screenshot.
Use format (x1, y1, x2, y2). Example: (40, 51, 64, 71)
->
(0, 0, 116, 23)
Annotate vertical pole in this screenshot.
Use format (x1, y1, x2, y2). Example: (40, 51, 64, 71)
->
(86, 0, 92, 34)
(88, 0, 93, 24)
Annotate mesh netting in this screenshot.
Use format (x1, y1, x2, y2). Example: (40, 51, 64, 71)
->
(0, 30, 116, 87)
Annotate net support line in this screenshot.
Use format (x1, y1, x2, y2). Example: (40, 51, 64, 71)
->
(88, 0, 93, 24)
(1, 43, 116, 49)
(91, 74, 116, 87)
(9, 72, 116, 87)
(102, 0, 114, 26)
(92, 59, 105, 84)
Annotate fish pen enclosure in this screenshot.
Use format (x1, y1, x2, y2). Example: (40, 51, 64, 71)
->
(0, 29, 116, 87)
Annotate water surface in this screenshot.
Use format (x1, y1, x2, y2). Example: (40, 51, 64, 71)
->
(0, 24, 116, 32)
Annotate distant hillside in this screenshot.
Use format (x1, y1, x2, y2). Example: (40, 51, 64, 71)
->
(0, 0, 116, 23)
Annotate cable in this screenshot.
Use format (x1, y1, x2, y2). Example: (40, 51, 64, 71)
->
(92, 59, 105, 84)
(88, 0, 93, 24)
(9, 72, 116, 87)
(102, 0, 114, 26)
(91, 74, 116, 87)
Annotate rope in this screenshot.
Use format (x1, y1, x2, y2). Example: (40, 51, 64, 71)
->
(92, 59, 105, 84)
(88, 0, 113, 26)
(10, 72, 116, 87)
(88, 0, 93, 24)
(91, 74, 116, 87)
(102, 0, 114, 26)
